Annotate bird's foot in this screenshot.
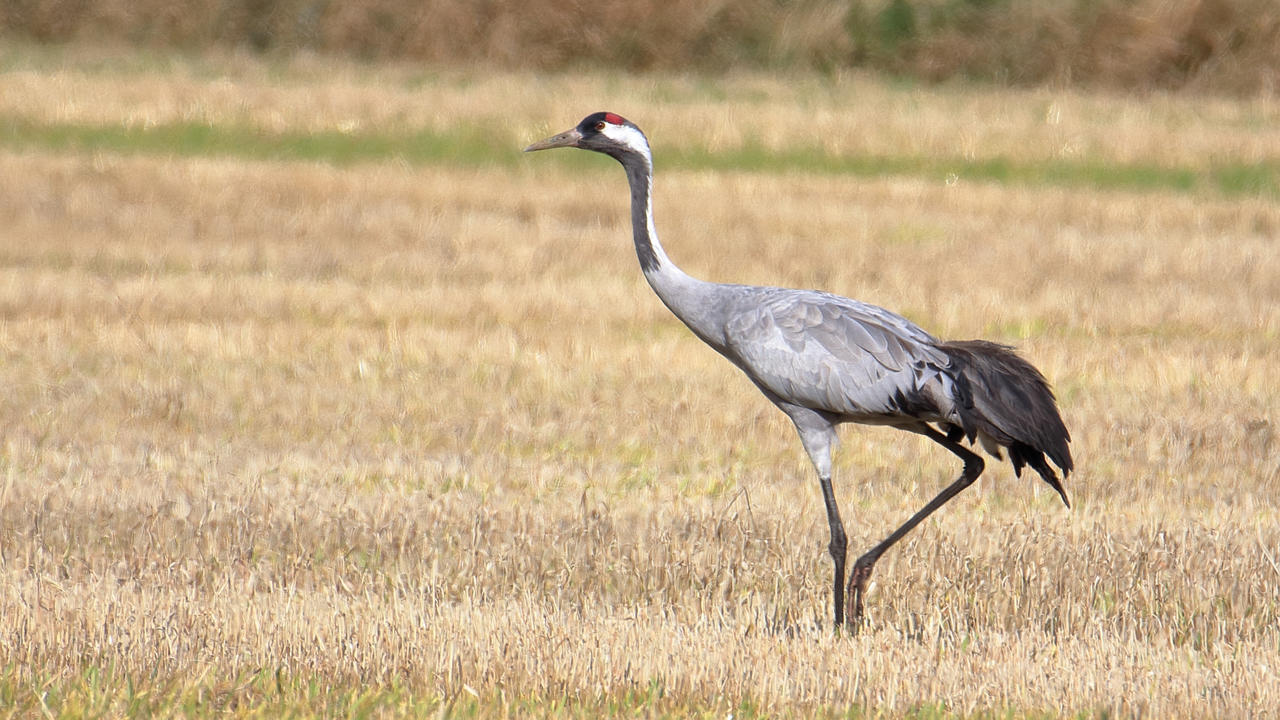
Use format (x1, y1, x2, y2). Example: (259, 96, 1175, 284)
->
(845, 562, 876, 630)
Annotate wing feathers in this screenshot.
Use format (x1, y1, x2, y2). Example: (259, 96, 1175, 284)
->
(725, 288, 947, 418)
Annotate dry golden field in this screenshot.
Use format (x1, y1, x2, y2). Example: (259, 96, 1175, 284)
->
(1, 47, 1279, 717)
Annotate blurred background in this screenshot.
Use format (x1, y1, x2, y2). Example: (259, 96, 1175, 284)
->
(3, 0, 1278, 94)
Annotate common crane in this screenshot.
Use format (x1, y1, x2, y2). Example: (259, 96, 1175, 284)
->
(525, 112, 1073, 629)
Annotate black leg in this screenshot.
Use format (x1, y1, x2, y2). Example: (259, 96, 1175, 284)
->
(818, 473, 847, 628)
(846, 426, 985, 626)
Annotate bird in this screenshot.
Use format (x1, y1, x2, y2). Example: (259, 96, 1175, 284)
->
(525, 112, 1073, 629)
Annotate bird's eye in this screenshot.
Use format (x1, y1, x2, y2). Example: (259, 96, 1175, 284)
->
(594, 121, 606, 131)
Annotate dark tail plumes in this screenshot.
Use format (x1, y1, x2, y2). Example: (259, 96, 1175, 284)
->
(941, 340, 1073, 507)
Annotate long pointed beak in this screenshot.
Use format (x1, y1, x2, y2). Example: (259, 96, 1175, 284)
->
(524, 127, 582, 152)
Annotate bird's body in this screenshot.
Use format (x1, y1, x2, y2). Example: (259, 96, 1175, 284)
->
(526, 112, 1073, 628)
(723, 286, 955, 425)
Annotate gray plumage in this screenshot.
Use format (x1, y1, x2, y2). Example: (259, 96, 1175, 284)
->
(526, 112, 1073, 629)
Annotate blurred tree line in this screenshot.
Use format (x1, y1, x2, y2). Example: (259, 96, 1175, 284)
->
(2, 0, 1276, 93)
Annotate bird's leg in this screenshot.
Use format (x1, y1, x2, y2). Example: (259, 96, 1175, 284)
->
(786, 410, 847, 630)
(846, 426, 985, 627)
(818, 472, 848, 629)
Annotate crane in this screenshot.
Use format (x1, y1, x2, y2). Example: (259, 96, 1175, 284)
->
(525, 112, 1073, 629)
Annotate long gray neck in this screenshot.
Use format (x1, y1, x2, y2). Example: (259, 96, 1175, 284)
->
(620, 153, 669, 275)
(617, 150, 727, 349)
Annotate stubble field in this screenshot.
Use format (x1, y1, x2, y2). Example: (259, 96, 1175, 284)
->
(1, 46, 1279, 717)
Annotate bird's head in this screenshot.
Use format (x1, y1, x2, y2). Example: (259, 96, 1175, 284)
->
(524, 112, 650, 161)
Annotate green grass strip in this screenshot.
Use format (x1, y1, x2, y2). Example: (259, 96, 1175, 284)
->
(0, 665, 1077, 719)
(0, 116, 503, 167)
(670, 142, 1280, 197)
(3, 116, 1276, 198)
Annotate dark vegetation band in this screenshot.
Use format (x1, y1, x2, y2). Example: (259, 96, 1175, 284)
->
(2, 0, 1277, 94)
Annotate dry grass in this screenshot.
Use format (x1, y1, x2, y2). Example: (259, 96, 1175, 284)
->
(1, 50, 1279, 717)
(5, 46, 1280, 168)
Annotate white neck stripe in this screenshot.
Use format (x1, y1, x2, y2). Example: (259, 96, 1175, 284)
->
(600, 123, 651, 157)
